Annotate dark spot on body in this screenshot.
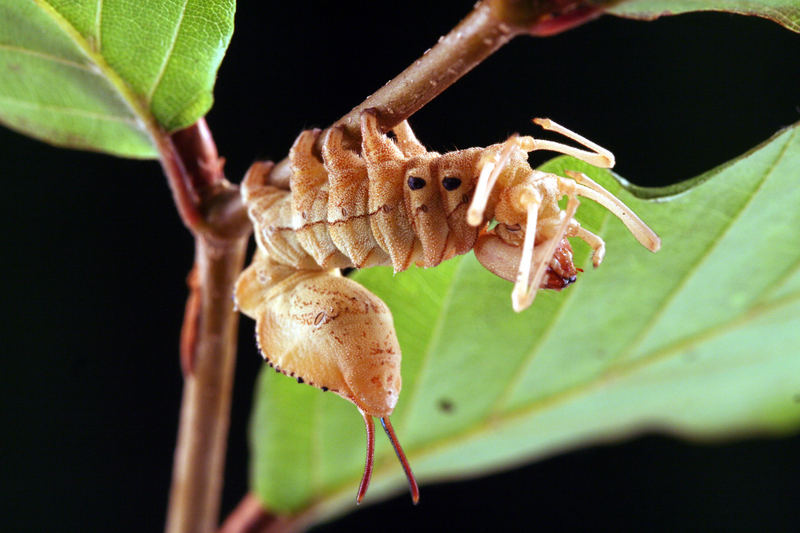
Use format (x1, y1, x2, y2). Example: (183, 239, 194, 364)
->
(420, 204, 428, 213)
(341, 207, 348, 217)
(438, 399, 455, 413)
(408, 176, 426, 190)
(462, 194, 470, 204)
(382, 204, 392, 213)
(297, 377, 304, 384)
(322, 387, 329, 392)
(442, 177, 462, 190)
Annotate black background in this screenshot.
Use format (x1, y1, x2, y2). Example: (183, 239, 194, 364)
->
(2, 3, 800, 532)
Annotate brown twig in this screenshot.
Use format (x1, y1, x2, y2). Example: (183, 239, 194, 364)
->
(165, 234, 248, 533)
(266, 0, 617, 190)
(157, 118, 251, 533)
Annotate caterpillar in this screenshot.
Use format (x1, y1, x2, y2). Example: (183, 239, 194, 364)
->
(234, 109, 660, 504)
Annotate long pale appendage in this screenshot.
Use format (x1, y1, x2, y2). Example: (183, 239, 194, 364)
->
(525, 118, 616, 168)
(380, 417, 420, 505)
(512, 193, 580, 312)
(574, 225, 606, 268)
(510, 189, 540, 311)
(564, 170, 661, 252)
(356, 410, 376, 504)
(467, 135, 519, 226)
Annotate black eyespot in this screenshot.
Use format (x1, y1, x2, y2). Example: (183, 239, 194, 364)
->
(442, 177, 462, 191)
(407, 176, 426, 190)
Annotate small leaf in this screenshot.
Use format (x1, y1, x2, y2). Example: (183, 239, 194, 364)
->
(0, 0, 234, 157)
(609, 0, 800, 33)
(249, 123, 800, 522)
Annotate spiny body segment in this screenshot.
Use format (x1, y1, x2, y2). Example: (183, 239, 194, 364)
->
(235, 110, 660, 505)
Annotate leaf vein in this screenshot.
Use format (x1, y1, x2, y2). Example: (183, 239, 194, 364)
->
(146, 0, 190, 105)
(0, 43, 96, 73)
(0, 95, 138, 124)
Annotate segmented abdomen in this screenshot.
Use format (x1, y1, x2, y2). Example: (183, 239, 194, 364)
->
(244, 126, 483, 273)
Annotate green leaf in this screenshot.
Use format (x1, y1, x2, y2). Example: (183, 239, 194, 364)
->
(609, 0, 800, 33)
(249, 123, 800, 521)
(0, 0, 234, 157)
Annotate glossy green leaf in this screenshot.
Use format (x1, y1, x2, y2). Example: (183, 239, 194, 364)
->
(610, 0, 800, 33)
(0, 0, 234, 157)
(250, 124, 800, 522)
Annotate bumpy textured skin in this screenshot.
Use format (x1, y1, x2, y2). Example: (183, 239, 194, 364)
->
(236, 110, 585, 414)
(245, 113, 493, 275)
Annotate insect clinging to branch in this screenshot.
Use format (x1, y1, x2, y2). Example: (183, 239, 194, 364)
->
(234, 109, 660, 504)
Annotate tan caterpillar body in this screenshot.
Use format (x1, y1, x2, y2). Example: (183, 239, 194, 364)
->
(235, 110, 660, 504)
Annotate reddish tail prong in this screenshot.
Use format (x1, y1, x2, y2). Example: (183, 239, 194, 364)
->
(380, 417, 420, 504)
(356, 410, 375, 504)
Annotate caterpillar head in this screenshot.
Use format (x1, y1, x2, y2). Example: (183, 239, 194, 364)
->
(465, 120, 660, 311)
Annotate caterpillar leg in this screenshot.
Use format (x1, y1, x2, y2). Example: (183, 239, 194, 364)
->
(468, 119, 616, 226)
(467, 134, 520, 226)
(322, 124, 391, 268)
(392, 120, 427, 157)
(573, 225, 606, 268)
(359, 110, 419, 272)
(511, 184, 580, 311)
(360, 110, 406, 162)
(473, 177, 580, 311)
(564, 171, 661, 252)
(524, 118, 615, 168)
